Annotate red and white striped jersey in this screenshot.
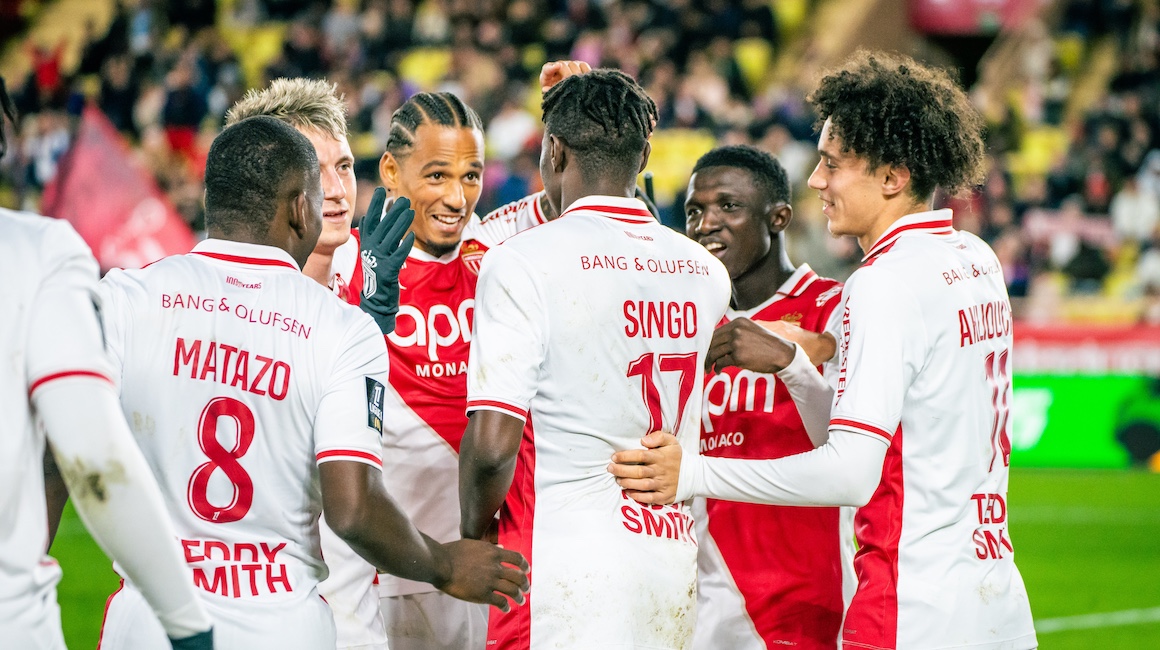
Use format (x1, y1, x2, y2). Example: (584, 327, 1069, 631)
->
(326, 204, 496, 599)
(467, 195, 730, 649)
(0, 210, 111, 635)
(459, 191, 549, 273)
(694, 264, 853, 650)
(375, 245, 479, 597)
(97, 238, 389, 611)
(830, 210, 1036, 649)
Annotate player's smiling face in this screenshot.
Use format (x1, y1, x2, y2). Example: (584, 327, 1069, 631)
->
(807, 118, 886, 244)
(300, 127, 356, 254)
(685, 166, 773, 280)
(382, 123, 484, 257)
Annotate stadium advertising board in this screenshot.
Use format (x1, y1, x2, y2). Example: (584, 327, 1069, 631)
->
(1012, 324, 1160, 469)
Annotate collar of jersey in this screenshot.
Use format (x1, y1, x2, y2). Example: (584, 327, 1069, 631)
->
(407, 245, 459, 264)
(190, 239, 301, 271)
(862, 208, 955, 263)
(725, 263, 818, 319)
(559, 195, 653, 224)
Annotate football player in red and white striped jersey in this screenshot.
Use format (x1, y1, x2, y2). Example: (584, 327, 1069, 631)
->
(683, 145, 854, 650)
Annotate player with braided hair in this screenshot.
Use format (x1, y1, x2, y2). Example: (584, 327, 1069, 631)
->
(459, 70, 729, 648)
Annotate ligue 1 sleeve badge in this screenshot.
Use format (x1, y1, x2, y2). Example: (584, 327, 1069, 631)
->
(365, 377, 385, 436)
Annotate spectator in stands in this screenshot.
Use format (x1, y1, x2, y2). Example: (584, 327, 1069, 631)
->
(1111, 173, 1160, 243)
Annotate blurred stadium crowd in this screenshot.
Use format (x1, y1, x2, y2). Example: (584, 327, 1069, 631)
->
(2, 0, 1160, 324)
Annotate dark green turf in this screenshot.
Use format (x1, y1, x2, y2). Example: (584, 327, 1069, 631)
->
(51, 469, 1160, 648)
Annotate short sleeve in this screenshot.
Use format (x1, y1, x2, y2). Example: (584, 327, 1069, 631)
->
(314, 314, 391, 468)
(829, 268, 926, 443)
(26, 222, 115, 395)
(95, 269, 131, 381)
(465, 245, 547, 423)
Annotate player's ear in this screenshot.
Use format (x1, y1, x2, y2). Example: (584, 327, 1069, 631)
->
(288, 190, 309, 239)
(637, 141, 652, 174)
(379, 151, 400, 193)
(768, 201, 793, 233)
(882, 164, 911, 198)
(548, 135, 565, 173)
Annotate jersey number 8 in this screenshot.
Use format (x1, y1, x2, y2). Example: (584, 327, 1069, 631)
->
(187, 396, 255, 523)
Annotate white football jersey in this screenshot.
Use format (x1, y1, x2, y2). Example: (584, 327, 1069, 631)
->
(468, 195, 730, 649)
(0, 210, 112, 643)
(830, 210, 1037, 650)
(97, 239, 389, 618)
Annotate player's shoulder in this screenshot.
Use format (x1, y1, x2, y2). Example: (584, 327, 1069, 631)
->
(478, 191, 545, 228)
(0, 207, 91, 259)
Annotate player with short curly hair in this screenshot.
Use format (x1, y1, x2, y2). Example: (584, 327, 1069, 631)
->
(808, 50, 986, 202)
(611, 51, 1038, 650)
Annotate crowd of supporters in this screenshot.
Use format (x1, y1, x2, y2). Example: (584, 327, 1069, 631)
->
(2, 0, 1159, 324)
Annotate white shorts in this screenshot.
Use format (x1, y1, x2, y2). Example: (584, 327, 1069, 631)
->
(379, 590, 488, 650)
(99, 581, 337, 649)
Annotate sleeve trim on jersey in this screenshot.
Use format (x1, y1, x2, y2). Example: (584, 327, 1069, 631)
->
(466, 398, 529, 422)
(830, 417, 894, 442)
(316, 449, 383, 468)
(28, 369, 113, 396)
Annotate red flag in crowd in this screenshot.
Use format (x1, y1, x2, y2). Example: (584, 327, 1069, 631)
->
(43, 105, 195, 270)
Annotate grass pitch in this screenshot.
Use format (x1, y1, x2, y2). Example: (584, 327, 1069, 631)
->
(53, 468, 1160, 648)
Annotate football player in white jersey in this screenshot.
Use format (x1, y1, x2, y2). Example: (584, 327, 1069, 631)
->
(611, 51, 1037, 650)
(224, 77, 409, 650)
(0, 76, 215, 650)
(460, 69, 730, 649)
(95, 116, 527, 650)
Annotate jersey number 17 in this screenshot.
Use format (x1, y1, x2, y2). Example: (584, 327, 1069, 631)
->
(626, 352, 697, 437)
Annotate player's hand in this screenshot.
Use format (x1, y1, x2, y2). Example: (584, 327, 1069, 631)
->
(754, 320, 837, 366)
(436, 539, 529, 612)
(706, 318, 797, 374)
(358, 188, 415, 335)
(608, 431, 681, 505)
(169, 629, 213, 650)
(540, 60, 592, 93)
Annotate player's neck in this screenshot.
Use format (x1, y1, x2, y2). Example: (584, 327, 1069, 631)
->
(302, 251, 334, 289)
(857, 197, 932, 253)
(558, 178, 635, 213)
(731, 242, 796, 311)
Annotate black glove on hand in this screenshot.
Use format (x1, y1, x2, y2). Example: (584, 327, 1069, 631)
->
(358, 188, 415, 335)
(169, 629, 214, 650)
